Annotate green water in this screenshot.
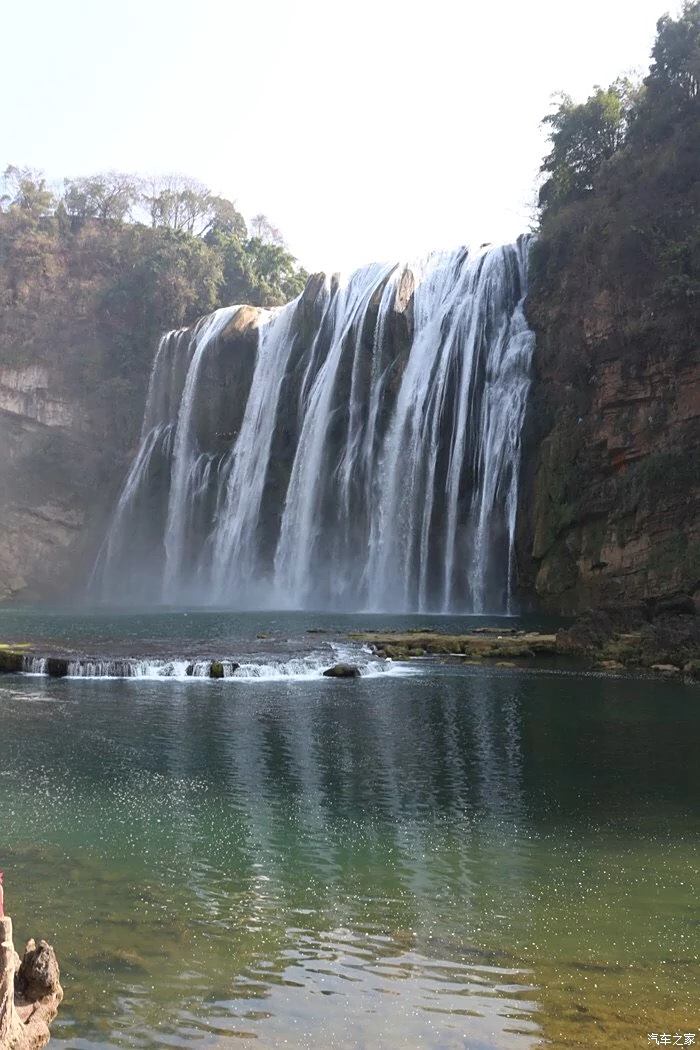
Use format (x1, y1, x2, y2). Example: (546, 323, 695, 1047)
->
(0, 611, 698, 1048)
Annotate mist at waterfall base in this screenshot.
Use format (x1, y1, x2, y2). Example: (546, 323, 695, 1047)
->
(91, 238, 534, 613)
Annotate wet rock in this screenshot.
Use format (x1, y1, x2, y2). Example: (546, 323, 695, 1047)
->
(45, 658, 68, 678)
(0, 916, 62, 1049)
(558, 603, 700, 675)
(16, 940, 61, 1002)
(651, 594, 696, 618)
(323, 663, 361, 678)
(209, 661, 239, 678)
(0, 649, 24, 673)
(557, 605, 647, 654)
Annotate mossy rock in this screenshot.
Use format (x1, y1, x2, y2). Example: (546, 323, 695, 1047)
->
(0, 649, 24, 673)
(356, 631, 558, 662)
(322, 663, 360, 678)
(209, 661, 225, 679)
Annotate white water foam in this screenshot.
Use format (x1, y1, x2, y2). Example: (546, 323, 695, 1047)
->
(19, 647, 421, 682)
(92, 238, 535, 613)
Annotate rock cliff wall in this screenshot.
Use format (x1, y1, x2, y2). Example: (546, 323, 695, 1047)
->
(0, 389, 129, 602)
(519, 289, 698, 613)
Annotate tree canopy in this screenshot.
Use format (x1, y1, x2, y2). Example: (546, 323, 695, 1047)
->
(0, 165, 306, 312)
(0, 165, 308, 451)
(538, 2, 700, 213)
(538, 81, 636, 209)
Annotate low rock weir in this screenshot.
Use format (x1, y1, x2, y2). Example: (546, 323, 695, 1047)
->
(0, 649, 396, 681)
(91, 238, 535, 613)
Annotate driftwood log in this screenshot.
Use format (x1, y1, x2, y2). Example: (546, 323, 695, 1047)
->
(0, 916, 62, 1049)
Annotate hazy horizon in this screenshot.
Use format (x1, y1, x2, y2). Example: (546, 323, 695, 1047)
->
(3, 0, 683, 273)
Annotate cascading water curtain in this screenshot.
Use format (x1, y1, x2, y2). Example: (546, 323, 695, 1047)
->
(91, 237, 535, 613)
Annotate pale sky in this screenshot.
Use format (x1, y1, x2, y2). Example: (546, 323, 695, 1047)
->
(3, 0, 682, 273)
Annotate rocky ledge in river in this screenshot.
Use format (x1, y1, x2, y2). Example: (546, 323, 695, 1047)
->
(0, 916, 62, 1049)
(353, 605, 700, 680)
(557, 598, 700, 679)
(351, 629, 559, 662)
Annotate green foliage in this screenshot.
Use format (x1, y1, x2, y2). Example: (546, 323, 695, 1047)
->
(213, 232, 307, 307)
(538, 81, 636, 209)
(1, 165, 55, 218)
(206, 196, 248, 240)
(0, 167, 308, 453)
(635, 0, 700, 136)
(100, 227, 223, 379)
(534, 1, 700, 309)
(0, 167, 305, 313)
(62, 173, 139, 225)
(539, 3, 700, 216)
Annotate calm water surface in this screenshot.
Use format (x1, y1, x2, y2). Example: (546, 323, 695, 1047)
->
(0, 611, 698, 1049)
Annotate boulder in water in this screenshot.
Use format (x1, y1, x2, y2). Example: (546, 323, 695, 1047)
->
(45, 658, 68, 678)
(322, 663, 360, 678)
(209, 661, 239, 678)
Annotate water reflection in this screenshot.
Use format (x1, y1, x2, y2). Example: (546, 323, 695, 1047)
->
(1, 666, 698, 1048)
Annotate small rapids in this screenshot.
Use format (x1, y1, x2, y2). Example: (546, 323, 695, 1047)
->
(19, 647, 418, 682)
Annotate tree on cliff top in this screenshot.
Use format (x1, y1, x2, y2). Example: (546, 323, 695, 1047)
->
(62, 173, 139, 226)
(0, 166, 306, 312)
(532, 0, 700, 344)
(631, 0, 700, 140)
(538, 81, 636, 209)
(1, 165, 55, 219)
(0, 164, 308, 449)
(538, 1, 700, 215)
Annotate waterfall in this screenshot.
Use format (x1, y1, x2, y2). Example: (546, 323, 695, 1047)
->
(92, 237, 535, 612)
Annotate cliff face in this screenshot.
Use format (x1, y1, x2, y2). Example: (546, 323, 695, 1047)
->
(519, 108, 699, 612)
(0, 369, 129, 602)
(519, 288, 699, 613)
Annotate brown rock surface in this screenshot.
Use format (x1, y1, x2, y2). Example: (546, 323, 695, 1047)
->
(521, 268, 699, 615)
(0, 917, 62, 1050)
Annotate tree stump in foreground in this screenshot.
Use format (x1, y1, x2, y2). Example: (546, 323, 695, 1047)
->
(0, 916, 62, 1049)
